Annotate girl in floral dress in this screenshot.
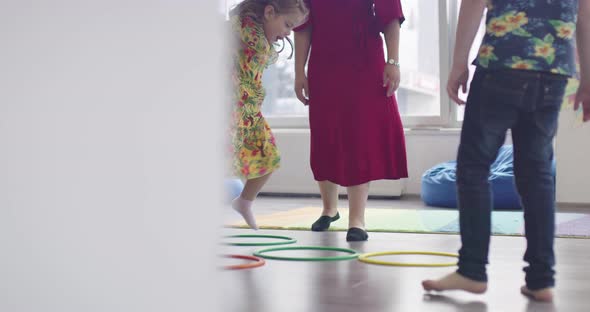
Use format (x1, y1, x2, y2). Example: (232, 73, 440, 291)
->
(229, 0, 307, 229)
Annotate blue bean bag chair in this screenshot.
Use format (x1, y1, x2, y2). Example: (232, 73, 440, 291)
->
(421, 145, 555, 210)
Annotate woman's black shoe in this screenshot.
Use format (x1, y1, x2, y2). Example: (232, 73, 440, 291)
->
(311, 212, 340, 231)
(346, 227, 368, 241)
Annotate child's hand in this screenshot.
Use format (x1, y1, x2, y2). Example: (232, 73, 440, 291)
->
(294, 74, 309, 105)
(575, 81, 590, 122)
(383, 65, 400, 97)
(447, 66, 469, 105)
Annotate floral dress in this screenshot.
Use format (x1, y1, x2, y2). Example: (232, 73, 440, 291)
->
(230, 15, 280, 179)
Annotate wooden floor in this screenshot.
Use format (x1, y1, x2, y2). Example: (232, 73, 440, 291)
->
(221, 196, 590, 312)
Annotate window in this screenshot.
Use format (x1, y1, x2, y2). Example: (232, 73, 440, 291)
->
(259, 39, 308, 117)
(226, 0, 475, 128)
(397, 0, 441, 120)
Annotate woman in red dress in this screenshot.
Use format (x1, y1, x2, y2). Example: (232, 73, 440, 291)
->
(294, 0, 408, 241)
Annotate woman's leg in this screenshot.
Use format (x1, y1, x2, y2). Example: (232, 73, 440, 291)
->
(318, 180, 339, 217)
(346, 182, 369, 229)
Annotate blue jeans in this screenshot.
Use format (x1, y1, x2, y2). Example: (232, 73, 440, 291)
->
(456, 68, 568, 290)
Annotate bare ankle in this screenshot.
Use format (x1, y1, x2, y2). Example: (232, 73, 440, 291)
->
(321, 209, 338, 217)
(348, 222, 365, 229)
(348, 218, 365, 229)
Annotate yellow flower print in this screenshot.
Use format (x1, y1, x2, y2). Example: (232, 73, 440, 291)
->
(230, 15, 281, 179)
(477, 44, 498, 67)
(534, 42, 555, 59)
(507, 57, 538, 70)
(549, 20, 576, 39)
(557, 26, 574, 39)
(486, 11, 530, 37)
(505, 12, 528, 28)
(498, 11, 532, 37)
(531, 34, 556, 64)
(479, 45, 495, 58)
(487, 17, 510, 37)
(511, 61, 534, 70)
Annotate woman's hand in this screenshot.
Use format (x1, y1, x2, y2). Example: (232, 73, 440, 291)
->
(294, 73, 309, 105)
(383, 64, 400, 97)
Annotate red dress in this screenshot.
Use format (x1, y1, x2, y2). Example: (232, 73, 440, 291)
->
(295, 0, 408, 186)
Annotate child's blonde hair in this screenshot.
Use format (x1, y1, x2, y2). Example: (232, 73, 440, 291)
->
(230, 0, 308, 59)
(230, 0, 308, 23)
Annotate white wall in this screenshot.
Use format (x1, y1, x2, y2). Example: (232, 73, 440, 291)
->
(0, 1, 222, 311)
(263, 129, 462, 196)
(267, 124, 586, 205)
(556, 109, 590, 204)
(403, 129, 462, 194)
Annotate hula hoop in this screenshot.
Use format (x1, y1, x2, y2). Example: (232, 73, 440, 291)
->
(358, 251, 458, 267)
(253, 246, 359, 261)
(223, 254, 266, 270)
(224, 234, 297, 246)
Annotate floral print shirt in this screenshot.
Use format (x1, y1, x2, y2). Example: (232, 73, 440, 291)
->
(474, 0, 578, 77)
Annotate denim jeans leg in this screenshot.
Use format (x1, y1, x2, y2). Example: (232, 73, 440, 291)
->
(511, 74, 567, 290)
(456, 69, 522, 282)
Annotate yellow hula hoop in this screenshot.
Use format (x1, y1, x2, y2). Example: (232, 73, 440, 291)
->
(358, 251, 459, 267)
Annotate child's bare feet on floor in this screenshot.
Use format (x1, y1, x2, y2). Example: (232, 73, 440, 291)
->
(520, 286, 553, 302)
(232, 197, 258, 230)
(422, 272, 487, 294)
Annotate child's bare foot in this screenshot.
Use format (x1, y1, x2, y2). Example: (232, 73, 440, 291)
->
(232, 197, 258, 230)
(520, 286, 553, 302)
(422, 272, 487, 294)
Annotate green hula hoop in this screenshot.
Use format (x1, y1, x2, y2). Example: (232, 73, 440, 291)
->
(358, 251, 458, 267)
(253, 246, 359, 261)
(224, 234, 297, 246)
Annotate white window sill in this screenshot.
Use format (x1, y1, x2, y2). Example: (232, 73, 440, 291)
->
(273, 127, 462, 136)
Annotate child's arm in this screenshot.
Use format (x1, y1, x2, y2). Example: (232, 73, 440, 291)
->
(383, 20, 401, 97)
(448, 0, 487, 105)
(294, 27, 312, 105)
(576, 0, 590, 121)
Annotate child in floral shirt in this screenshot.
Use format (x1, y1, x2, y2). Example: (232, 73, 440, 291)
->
(423, 0, 590, 302)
